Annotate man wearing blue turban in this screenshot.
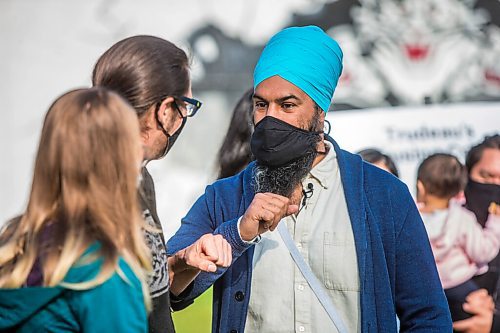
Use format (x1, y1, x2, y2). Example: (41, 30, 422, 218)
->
(168, 26, 452, 332)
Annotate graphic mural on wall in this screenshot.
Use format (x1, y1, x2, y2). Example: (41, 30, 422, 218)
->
(189, 0, 500, 110)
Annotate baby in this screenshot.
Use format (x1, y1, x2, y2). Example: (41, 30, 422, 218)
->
(417, 153, 500, 322)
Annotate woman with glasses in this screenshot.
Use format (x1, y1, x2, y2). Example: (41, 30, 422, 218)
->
(92, 35, 230, 333)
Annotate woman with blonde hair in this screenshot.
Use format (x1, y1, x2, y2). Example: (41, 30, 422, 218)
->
(0, 87, 151, 332)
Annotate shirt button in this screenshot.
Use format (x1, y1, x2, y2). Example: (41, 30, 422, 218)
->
(230, 330, 238, 333)
(299, 326, 305, 332)
(234, 291, 245, 302)
(298, 285, 304, 291)
(296, 243, 302, 248)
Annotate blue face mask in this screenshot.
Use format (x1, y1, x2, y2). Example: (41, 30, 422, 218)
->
(250, 116, 322, 167)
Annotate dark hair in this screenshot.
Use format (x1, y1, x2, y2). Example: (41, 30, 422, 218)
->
(217, 89, 254, 179)
(465, 134, 500, 174)
(357, 148, 399, 177)
(417, 153, 466, 199)
(92, 35, 190, 117)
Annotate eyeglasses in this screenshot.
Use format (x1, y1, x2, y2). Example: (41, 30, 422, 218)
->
(175, 96, 202, 117)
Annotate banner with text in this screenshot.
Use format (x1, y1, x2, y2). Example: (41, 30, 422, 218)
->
(327, 102, 500, 195)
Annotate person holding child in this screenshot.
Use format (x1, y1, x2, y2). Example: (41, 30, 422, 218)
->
(417, 153, 500, 324)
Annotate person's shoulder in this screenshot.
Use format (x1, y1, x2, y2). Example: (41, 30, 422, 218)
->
(359, 156, 408, 197)
(109, 257, 143, 294)
(64, 255, 145, 316)
(138, 166, 156, 205)
(337, 150, 414, 228)
(335, 147, 409, 203)
(449, 204, 485, 229)
(81, 257, 142, 292)
(450, 204, 477, 220)
(64, 255, 147, 333)
(64, 245, 142, 292)
(140, 166, 154, 185)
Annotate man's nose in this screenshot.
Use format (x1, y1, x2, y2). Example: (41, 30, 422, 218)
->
(265, 102, 280, 118)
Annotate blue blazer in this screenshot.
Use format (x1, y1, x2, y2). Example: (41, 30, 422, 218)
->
(167, 139, 452, 332)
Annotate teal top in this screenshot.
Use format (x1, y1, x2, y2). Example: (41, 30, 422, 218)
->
(0, 245, 147, 332)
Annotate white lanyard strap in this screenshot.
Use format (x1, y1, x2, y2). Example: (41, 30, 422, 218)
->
(277, 222, 348, 333)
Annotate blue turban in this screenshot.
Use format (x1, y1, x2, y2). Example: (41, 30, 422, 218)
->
(253, 25, 343, 113)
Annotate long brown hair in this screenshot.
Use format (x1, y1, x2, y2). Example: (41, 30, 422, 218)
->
(0, 88, 151, 296)
(92, 35, 190, 117)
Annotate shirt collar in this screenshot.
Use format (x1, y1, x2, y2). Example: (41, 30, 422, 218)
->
(305, 140, 337, 189)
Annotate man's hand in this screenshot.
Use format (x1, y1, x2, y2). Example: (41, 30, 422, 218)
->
(239, 192, 299, 241)
(453, 289, 494, 333)
(177, 233, 232, 273)
(169, 234, 232, 296)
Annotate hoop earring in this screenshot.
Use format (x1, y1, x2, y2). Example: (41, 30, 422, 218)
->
(324, 119, 331, 135)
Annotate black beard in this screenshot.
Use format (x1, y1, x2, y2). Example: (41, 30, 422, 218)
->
(252, 147, 317, 198)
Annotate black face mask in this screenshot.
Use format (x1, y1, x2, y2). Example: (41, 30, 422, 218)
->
(464, 178, 500, 227)
(250, 116, 322, 167)
(166, 116, 186, 153)
(157, 116, 187, 160)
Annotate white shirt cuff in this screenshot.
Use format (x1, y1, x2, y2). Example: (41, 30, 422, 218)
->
(237, 216, 261, 244)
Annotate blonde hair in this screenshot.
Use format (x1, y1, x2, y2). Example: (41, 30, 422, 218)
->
(0, 88, 151, 306)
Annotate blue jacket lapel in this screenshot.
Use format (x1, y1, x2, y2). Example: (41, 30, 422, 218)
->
(329, 137, 368, 298)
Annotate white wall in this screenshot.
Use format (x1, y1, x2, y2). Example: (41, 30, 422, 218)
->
(327, 103, 500, 194)
(0, 0, 322, 235)
(2, 0, 498, 238)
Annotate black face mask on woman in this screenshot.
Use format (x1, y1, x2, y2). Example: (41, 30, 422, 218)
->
(250, 116, 322, 167)
(464, 178, 500, 227)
